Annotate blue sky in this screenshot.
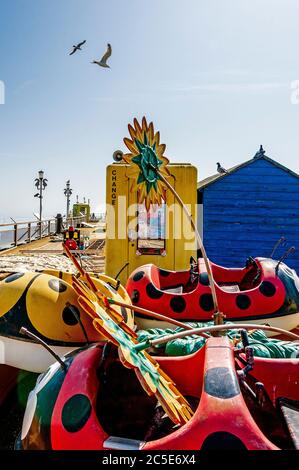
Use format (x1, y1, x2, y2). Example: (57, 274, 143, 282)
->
(1, 0, 299, 221)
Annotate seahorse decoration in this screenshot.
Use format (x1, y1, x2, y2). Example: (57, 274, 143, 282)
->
(64, 244, 193, 425)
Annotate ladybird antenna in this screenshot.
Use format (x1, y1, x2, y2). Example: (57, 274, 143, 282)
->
(114, 262, 129, 281)
(275, 246, 296, 274)
(270, 236, 286, 259)
(20, 327, 67, 372)
(65, 303, 90, 346)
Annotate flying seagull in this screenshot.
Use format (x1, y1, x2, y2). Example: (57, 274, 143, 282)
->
(217, 162, 228, 174)
(69, 40, 86, 56)
(91, 43, 112, 68)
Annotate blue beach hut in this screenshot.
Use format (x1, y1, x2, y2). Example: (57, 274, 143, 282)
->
(197, 146, 299, 273)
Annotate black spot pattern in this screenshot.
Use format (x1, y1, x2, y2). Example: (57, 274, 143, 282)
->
(61, 394, 92, 433)
(201, 432, 247, 450)
(170, 296, 186, 313)
(132, 271, 145, 282)
(146, 283, 164, 299)
(199, 273, 210, 286)
(159, 269, 171, 277)
(236, 294, 251, 310)
(259, 281, 276, 297)
(199, 293, 214, 311)
(131, 289, 140, 303)
(48, 279, 67, 293)
(4, 272, 25, 283)
(62, 305, 80, 326)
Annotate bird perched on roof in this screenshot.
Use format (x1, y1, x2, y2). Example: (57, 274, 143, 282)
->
(217, 162, 228, 174)
(69, 40, 86, 56)
(254, 145, 266, 159)
(91, 43, 112, 68)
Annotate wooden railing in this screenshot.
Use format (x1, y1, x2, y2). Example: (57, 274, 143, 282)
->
(0, 215, 87, 250)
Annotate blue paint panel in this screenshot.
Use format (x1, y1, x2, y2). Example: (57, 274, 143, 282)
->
(200, 157, 299, 273)
(205, 191, 299, 202)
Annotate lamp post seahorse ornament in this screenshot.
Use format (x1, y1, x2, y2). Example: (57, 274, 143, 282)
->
(63, 244, 193, 426)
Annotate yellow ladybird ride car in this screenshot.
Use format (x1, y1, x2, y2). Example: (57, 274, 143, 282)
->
(0, 270, 134, 372)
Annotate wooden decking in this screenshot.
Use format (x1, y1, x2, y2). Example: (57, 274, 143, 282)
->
(0, 224, 106, 273)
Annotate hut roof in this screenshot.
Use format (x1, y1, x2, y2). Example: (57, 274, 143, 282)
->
(197, 146, 299, 191)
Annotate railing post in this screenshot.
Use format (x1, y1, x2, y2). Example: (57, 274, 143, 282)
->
(28, 223, 31, 243)
(14, 224, 17, 246)
(48, 220, 51, 235)
(56, 214, 63, 234)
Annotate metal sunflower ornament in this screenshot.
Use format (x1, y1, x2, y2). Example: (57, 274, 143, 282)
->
(123, 117, 170, 210)
(122, 117, 221, 320)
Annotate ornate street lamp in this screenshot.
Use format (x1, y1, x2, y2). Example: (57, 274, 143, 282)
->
(34, 170, 48, 239)
(64, 180, 73, 223)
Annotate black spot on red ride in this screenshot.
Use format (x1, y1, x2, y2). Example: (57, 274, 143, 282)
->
(201, 432, 247, 450)
(259, 281, 276, 297)
(236, 294, 251, 310)
(199, 273, 210, 286)
(48, 279, 67, 293)
(131, 289, 140, 303)
(121, 306, 128, 322)
(132, 271, 145, 282)
(159, 269, 171, 277)
(4, 272, 25, 283)
(146, 283, 164, 299)
(62, 305, 80, 326)
(170, 296, 186, 313)
(199, 293, 214, 311)
(61, 394, 92, 433)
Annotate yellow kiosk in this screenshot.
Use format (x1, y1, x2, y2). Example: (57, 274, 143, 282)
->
(72, 201, 91, 222)
(105, 118, 197, 285)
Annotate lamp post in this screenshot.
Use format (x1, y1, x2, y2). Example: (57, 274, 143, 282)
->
(64, 180, 72, 224)
(34, 170, 48, 239)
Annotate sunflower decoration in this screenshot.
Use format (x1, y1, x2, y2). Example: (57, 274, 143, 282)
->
(123, 117, 171, 210)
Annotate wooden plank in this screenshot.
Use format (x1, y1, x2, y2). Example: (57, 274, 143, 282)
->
(205, 207, 299, 216)
(226, 167, 298, 177)
(204, 223, 299, 232)
(206, 256, 299, 268)
(203, 198, 299, 209)
(204, 214, 299, 225)
(212, 170, 299, 180)
(203, 228, 299, 238)
(207, 183, 299, 193)
(208, 173, 299, 184)
(204, 191, 299, 201)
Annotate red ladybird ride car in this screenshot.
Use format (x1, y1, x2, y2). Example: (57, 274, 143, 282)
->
(18, 335, 299, 450)
(126, 257, 299, 333)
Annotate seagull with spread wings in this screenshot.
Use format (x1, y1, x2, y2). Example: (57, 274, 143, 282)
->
(91, 43, 112, 68)
(69, 40, 86, 56)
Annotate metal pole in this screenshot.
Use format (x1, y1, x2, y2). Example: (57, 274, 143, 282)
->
(39, 178, 42, 239)
(134, 323, 299, 352)
(34, 170, 48, 240)
(157, 170, 222, 324)
(64, 180, 72, 225)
